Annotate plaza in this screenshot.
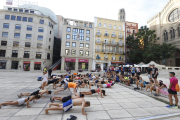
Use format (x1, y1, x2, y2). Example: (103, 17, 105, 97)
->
(0, 71, 179, 120)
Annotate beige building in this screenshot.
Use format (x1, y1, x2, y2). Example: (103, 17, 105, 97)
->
(59, 18, 94, 71)
(0, 6, 56, 71)
(147, 0, 180, 66)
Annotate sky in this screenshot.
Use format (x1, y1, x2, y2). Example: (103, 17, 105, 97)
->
(1, 0, 170, 28)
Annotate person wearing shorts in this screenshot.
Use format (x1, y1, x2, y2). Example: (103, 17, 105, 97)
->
(54, 82, 77, 94)
(97, 83, 114, 88)
(152, 64, 158, 84)
(80, 88, 106, 98)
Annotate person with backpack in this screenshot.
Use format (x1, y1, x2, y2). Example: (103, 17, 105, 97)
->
(166, 72, 179, 108)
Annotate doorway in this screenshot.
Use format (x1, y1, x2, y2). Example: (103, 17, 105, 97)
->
(11, 61, 19, 69)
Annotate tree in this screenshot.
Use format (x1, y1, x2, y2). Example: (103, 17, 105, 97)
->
(125, 26, 177, 64)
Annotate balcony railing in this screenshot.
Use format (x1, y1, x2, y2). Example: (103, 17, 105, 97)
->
(96, 32, 102, 36)
(103, 41, 118, 46)
(118, 35, 123, 39)
(111, 34, 116, 38)
(119, 58, 123, 61)
(116, 51, 123, 54)
(104, 57, 108, 60)
(104, 33, 109, 37)
(96, 41, 101, 44)
(111, 58, 116, 60)
(96, 56, 100, 59)
(95, 49, 102, 52)
(119, 44, 124, 46)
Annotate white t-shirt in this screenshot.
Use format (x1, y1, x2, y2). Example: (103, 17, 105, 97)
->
(42, 74, 48, 82)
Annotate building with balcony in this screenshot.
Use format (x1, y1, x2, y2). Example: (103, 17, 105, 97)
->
(93, 16, 125, 71)
(147, 0, 180, 66)
(0, 6, 57, 70)
(59, 18, 94, 71)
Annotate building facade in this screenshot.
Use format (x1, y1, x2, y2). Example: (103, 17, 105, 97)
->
(93, 16, 125, 71)
(147, 0, 180, 66)
(60, 18, 94, 71)
(0, 6, 56, 71)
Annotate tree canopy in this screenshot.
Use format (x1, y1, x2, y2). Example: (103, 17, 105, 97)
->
(125, 26, 177, 64)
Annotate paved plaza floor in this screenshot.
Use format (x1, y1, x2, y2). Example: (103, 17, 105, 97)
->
(0, 71, 180, 120)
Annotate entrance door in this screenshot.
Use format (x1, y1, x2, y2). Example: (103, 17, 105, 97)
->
(11, 61, 19, 69)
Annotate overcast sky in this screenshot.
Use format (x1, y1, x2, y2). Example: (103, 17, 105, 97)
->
(1, 0, 169, 28)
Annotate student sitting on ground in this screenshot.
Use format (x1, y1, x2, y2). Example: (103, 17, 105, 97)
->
(129, 75, 134, 84)
(136, 77, 146, 90)
(18, 89, 52, 98)
(0, 95, 41, 108)
(154, 80, 168, 96)
(145, 80, 156, 94)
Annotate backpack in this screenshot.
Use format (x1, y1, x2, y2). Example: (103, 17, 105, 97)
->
(175, 84, 180, 92)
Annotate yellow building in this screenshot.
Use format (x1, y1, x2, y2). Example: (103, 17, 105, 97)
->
(93, 17, 125, 70)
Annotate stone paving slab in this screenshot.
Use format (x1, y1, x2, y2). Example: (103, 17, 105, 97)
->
(0, 71, 180, 120)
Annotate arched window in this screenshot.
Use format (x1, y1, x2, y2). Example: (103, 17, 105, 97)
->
(114, 25, 116, 29)
(164, 30, 168, 41)
(98, 23, 101, 27)
(109, 24, 112, 28)
(169, 8, 180, 22)
(170, 28, 175, 39)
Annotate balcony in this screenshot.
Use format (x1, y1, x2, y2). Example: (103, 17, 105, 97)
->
(118, 35, 123, 39)
(95, 49, 102, 52)
(119, 44, 124, 46)
(119, 58, 123, 61)
(111, 34, 116, 38)
(96, 32, 102, 37)
(96, 56, 100, 60)
(116, 51, 123, 54)
(111, 58, 116, 60)
(104, 57, 108, 60)
(103, 41, 118, 46)
(104, 33, 109, 37)
(96, 41, 102, 44)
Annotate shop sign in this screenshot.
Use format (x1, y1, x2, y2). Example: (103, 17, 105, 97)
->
(23, 61, 30, 64)
(78, 59, 89, 63)
(65, 58, 76, 62)
(34, 62, 41, 64)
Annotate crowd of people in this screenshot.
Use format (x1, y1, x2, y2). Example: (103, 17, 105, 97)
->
(0, 64, 179, 116)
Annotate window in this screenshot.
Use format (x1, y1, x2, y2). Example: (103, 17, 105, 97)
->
(86, 37, 90, 42)
(8, 8, 12, 11)
(85, 51, 89, 56)
(66, 42, 70, 47)
(65, 49, 69, 55)
(3, 23, 9, 28)
(19, 9, 23, 12)
(170, 28, 175, 39)
(25, 10, 29, 13)
(71, 50, 76, 55)
(79, 50, 83, 56)
(11, 15, 16, 20)
(14, 9, 18, 11)
(104, 24, 106, 27)
(112, 39, 115, 45)
(24, 51, 30, 58)
(37, 43, 42, 48)
(119, 26, 121, 29)
(72, 28, 78, 40)
(89, 24, 92, 28)
(17, 16, 21, 21)
(1, 41, 7, 46)
(12, 50, 18, 57)
(119, 40, 123, 46)
(178, 26, 180, 37)
(50, 31, 51, 34)
(72, 42, 76, 47)
(5, 15, 10, 20)
(67, 27, 71, 32)
(49, 22, 51, 26)
(49, 46, 50, 49)
(133, 30, 135, 33)
(47, 53, 50, 59)
(0, 50, 6, 57)
(38, 35, 43, 40)
(97, 38, 101, 43)
(86, 30, 90, 35)
(14, 33, 20, 38)
(27, 26, 32, 31)
(79, 29, 84, 41)
(28, 17, 33, 22)
(80, 43, 84, 48)
(66, 34, 70, 39)
(114, 25, 117, 29)
(169, 8, 180, 22)
(25, 42, 31, 47)
(2, 32, 8, 37)
(13, 41, 19, 47)
(22, 17, 27, 22)
(36, 52, 41, 59)
(84, 24, 86, 27)
(112, 55, 115, 60)
(96, 54, 100, 59)
(104, 54, 108, 59)
(26, 34, 32, 39)
(109, 24, 112, 28)
(38, 27, 44, 32)
(49, 38, 51, 42)
(86, 44, 89, 48)
(164, 30, 168, 41)
(30, 11, 34, 13)
(15, 24, 21, 30)
(40, 20, 44, 24)
(98, 23, 101, 27)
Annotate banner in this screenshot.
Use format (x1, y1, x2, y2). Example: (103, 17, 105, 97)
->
(82, 63, 85, 69)
(6, 0, 13, 5)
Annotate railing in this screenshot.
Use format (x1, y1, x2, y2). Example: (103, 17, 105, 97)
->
(104, 58, 108, 60)
(118, 35, 123, 38)
(96, 41, 101, 44)
(116, 51, 123, 54)
(96, 32, 102, 36)
(119, 44, 124, 46)
(119, 58, 123, 61)
(111, 34, 116, 38)
(104, 33, 109, 37)
(96, 57, 100, 60)
(103, 41, 118, 46)
(95, 49, 102, 52)
(111, 58, 116, 60)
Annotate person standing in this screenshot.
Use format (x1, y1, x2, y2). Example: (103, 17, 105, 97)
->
(166, 72, 179, 108)
(48, 67, 52, 78)
(131, 65, 135, 78)
(152, 64, 158, 84)
(147, 65, 152, 81)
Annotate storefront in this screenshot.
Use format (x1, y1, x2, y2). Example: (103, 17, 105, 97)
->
(34, 62, 41, 70)
(78, 59, 88, 70)
(95, 63, 101, 70)
(11, 61, 19, 69)
(111, 62, 124, 66)
(0, 60, 6, 69)
(23, 61, 30, 71)
(65, 58, 75, 70)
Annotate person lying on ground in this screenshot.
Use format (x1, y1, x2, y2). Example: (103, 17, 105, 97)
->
(39, 77, 61, 89)
(97, 83, 114, 89)
(78, 79, 90, 89)
(45, 98, 90, 115)
(154, 80, 168, 96)
(136, 77, 146, 90)
(54, 82, 77, 94)
(145, 80, 156, 94)
(80, 88, 106, 98)
(18, 89, 52, 98)
(0, 95, 41, 108)
(50, 93, 84, 102)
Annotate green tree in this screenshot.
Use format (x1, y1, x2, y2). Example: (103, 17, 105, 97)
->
(125, 26, 177, 64)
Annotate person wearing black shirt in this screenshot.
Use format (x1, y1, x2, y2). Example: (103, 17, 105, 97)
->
(147, 65, 152, 81)
(48, 67, 52, 78)
(152, 64, 158, 84)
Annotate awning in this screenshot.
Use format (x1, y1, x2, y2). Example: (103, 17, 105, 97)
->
(111, 62, 125, 64)
(23, 61, 30, 64)
(34, 62, 41, 64)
